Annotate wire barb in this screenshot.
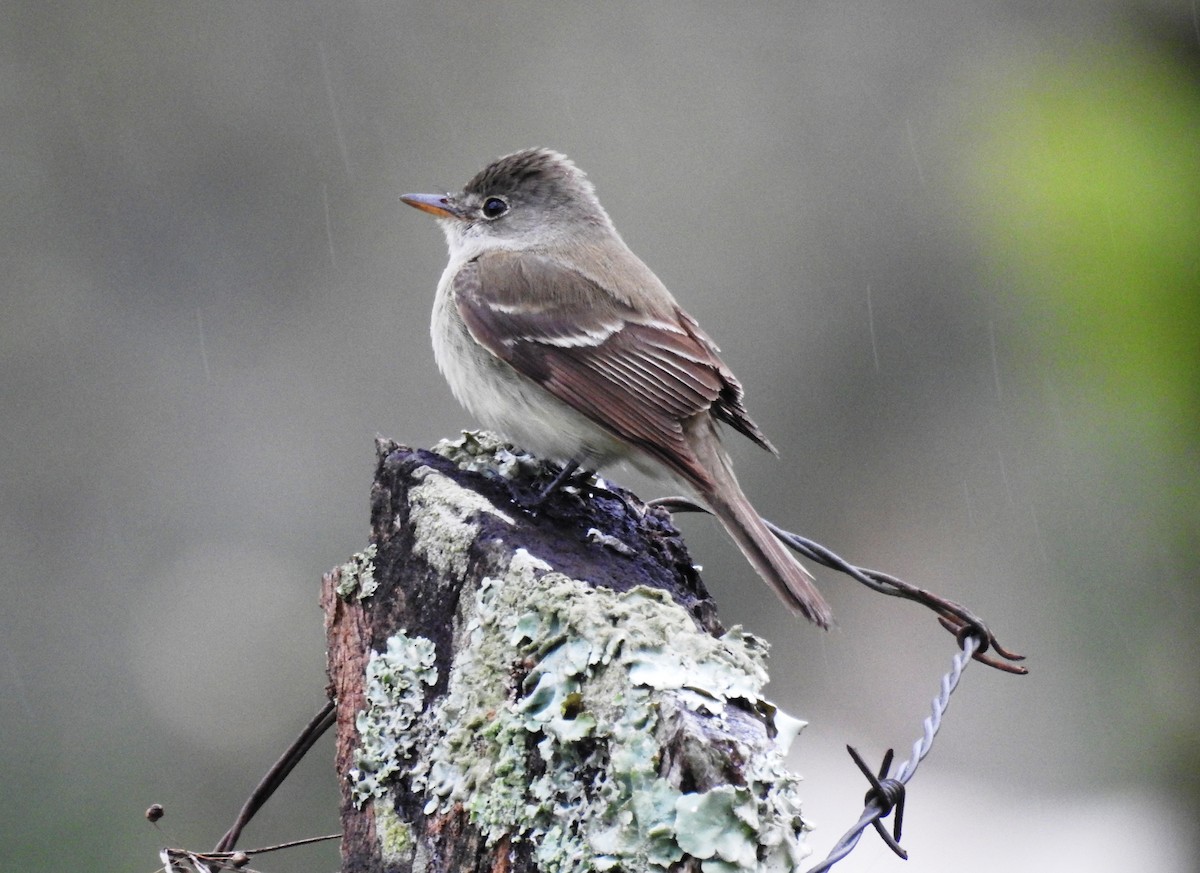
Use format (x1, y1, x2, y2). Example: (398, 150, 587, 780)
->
(160, 834, 340, 873)
(847, 746, 906, 857)
(804, 632, 983, 872)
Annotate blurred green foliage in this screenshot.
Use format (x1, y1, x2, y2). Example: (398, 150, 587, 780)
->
(967, 41, 1200, 814)
(972, 46, 1200, 464)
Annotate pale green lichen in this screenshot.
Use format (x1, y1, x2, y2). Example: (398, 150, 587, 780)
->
(431, 430, 543, 481)
(407, 464, 514, 579)
(675, 786, 760, 871)
(335, 543, 379, 600)
(402, 549, 810, 872)
(356, 434, 811, 867)
(349, 633, 438, 806)
(373, 797, 414, 865)
(432, 430, 613, 493)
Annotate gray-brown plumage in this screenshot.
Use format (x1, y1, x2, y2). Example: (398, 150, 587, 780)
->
(402, 148, 833, 627)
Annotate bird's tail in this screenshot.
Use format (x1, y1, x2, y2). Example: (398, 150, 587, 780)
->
(684, 419, 833, 628)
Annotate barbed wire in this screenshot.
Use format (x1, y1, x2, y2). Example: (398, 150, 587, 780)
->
(162, 636, 985, 873)
(213, 702, 336, 853)
(165, 471, 1024, 872)
(153, 826, 340, 873)
(649, 495, 1026, 675)
(804, 632, 981, 871)
(647, 494, 1026, 868)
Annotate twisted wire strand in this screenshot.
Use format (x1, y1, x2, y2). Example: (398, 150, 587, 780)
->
(804, 632, 982, 872)
(894, 632, 979, 783)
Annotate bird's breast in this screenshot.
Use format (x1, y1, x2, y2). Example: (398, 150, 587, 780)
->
(429, 264, 628, 469)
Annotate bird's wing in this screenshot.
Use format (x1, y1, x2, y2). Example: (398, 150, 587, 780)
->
(453, 250, 773, 485)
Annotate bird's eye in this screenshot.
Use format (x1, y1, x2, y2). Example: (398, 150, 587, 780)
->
(481, 197, 509, 219)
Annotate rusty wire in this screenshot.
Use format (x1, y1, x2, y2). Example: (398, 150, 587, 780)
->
(649, 495, 1026, 674)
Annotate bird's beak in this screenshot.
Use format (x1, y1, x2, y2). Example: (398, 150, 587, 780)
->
(400, 192, 466, 220)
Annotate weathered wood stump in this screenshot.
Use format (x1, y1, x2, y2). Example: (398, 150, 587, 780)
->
(320, 432, 811, 873)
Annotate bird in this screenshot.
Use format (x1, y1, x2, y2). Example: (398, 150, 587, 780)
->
(400, 148, 832, 628)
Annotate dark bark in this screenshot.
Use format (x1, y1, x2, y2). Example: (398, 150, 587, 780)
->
(321, 432, 811, 873)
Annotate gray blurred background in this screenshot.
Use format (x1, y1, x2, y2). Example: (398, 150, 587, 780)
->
(3, 3, 1197, 871)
